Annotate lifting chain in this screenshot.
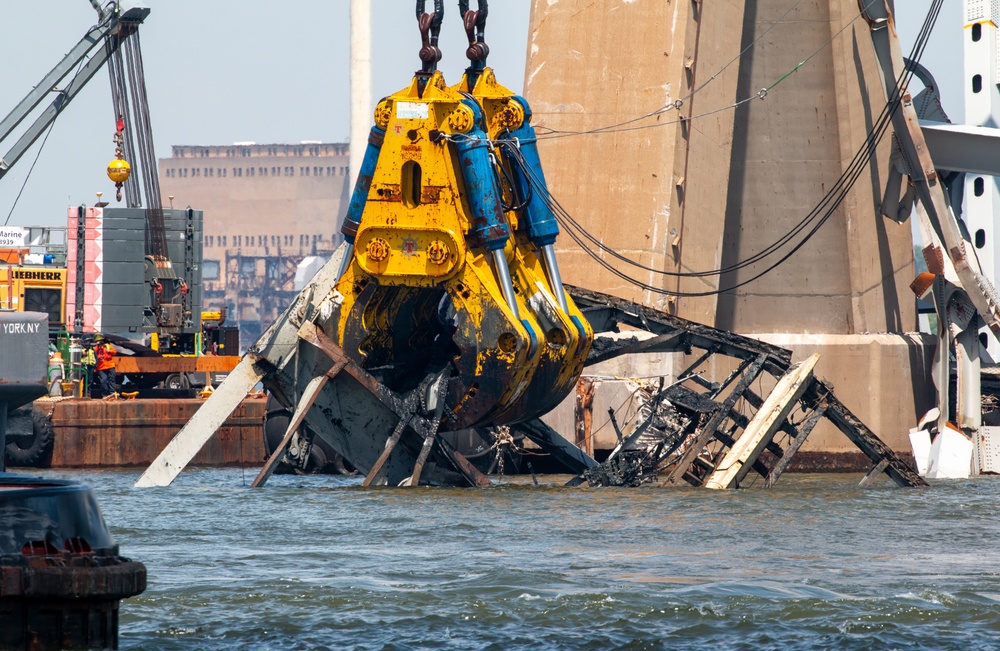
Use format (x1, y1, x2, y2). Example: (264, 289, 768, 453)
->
(488, 425, 514, 475)
(112, 114, 126, 201)
(179, 280, 190, 326)
(416, 0, 444, 73)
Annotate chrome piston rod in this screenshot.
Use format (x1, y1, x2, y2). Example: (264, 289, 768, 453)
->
(491, 248, 520, 320)
(541, 244, 570, 314)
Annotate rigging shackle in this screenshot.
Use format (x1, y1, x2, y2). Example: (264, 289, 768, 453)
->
(459, 0, 489, 64)
(416, 0, 445, 73)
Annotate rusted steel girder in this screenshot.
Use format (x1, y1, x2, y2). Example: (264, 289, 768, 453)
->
(114, 355, 241, 374)
(568, 286, 926, 489)
(259, 321, 490, 488)
(803, 379, 927, 487)
(662, 354, 768, 486)
(292, 324, 490, 486)
(569, 285, 792, 376)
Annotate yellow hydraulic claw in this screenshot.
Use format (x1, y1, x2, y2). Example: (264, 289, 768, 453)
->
(333, 66, 591, 430)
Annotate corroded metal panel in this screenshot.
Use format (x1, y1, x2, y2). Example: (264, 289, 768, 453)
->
(0, 311, 48, 411)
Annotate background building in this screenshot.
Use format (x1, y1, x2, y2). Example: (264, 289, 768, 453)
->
(159, 142, 350, 345)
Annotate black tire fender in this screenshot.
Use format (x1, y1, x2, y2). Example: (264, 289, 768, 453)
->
(263, 395, 292, 458)
(4, 407, 55, 468)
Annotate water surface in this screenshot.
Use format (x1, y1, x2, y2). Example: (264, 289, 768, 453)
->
(35, 468, 1000, 650)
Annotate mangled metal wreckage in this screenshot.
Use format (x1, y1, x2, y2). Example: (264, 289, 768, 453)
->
(565, 287, 924, 489)
(135, 3, 922, 490)
(135, 255, 923, 489)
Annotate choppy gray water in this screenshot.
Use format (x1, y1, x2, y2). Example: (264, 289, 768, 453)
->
(31, 468, 1000, 650)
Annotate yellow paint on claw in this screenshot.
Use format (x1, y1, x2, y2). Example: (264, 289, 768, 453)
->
(333, 68, 592, 430)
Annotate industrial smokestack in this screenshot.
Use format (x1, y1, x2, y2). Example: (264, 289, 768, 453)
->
(349, 0, 372, 188)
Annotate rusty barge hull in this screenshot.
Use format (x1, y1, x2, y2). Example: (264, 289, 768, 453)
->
(18, 397, 265, 469)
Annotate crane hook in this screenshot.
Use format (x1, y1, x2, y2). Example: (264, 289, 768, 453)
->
(460, 0, 489, 65)
(416, 0, 444, 74)
(107, 114, 130, 202)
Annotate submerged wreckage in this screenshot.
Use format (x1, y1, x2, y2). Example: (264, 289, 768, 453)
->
(136, 1, 927, 489)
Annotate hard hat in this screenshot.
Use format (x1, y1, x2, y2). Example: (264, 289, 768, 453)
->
(94, 333, 105, 341)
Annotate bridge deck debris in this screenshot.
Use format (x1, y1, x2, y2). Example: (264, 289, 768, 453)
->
(551, 286, 927, 489)
(135, 267, 925, 489)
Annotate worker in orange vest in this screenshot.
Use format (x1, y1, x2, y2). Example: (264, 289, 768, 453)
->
(94, 333, 118, 398)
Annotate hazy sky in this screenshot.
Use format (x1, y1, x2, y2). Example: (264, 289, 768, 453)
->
(0, 0, 965, 229)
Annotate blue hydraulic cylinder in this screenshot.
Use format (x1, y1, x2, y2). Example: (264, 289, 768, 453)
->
(505, 96, 559, 247)
(455, 100, 509, 251)
(340, 126, 386, 245)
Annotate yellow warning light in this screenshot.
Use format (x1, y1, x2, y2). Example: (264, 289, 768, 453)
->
(107, 159, 131, 184)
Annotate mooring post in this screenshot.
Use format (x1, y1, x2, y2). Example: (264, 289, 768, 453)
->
(575, 378, 596, 457)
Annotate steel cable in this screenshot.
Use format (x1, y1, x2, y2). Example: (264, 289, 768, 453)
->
(532, 0, 885, 142)
(107, 27, 167, 260)
(494, 0, 941, 297)
(528, 0, 811, 139)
